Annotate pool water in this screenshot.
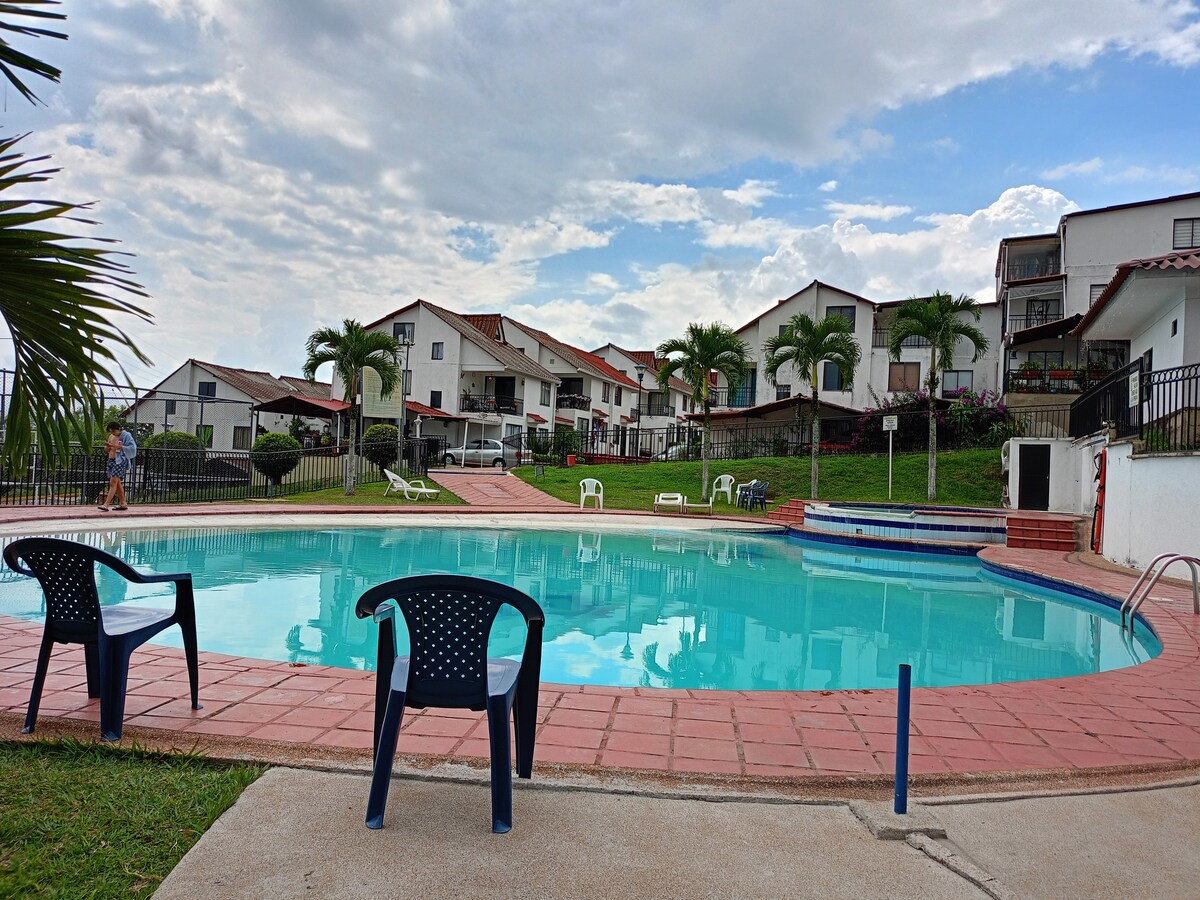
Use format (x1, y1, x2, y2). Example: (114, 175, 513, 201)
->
(0, 526, 1160, 691)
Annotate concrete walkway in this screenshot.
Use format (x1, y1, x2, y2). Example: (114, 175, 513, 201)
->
(154, 767, 1200, 899)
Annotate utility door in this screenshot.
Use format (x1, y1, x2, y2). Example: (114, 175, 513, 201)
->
(1017, 443, 1051, 510)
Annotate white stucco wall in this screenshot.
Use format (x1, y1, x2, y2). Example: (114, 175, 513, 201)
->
(1100, 442, 1200, 568)
(1006, 437, 1081, 513)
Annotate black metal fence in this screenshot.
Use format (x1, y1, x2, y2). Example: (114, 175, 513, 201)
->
(1069, 359, 1143, 440)
(0, 437, 446, 506)
(1141, 363, 1200, 453)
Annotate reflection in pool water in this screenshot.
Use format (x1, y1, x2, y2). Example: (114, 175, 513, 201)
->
(0, 526, 1160, 691)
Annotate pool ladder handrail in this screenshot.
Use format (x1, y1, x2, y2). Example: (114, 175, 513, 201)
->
(1119, 552, 1200, 631)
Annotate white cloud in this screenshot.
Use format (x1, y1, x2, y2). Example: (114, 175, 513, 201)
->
(818, 180, 839, 192)
(1041, 157, 1104, 179)
(825, 202, 914, 221)
(721, 179, 779, 207)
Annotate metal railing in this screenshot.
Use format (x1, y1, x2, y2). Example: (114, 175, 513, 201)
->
(871, 329, 931, 349)
(1007, 313, 1065, 332)
(1140, 362, 1200, 453)
(1069, 359, 1143, 440)
(709, 387, 756, 408)
(1004, 258, 1060, 281)
(1004, 369, 1087, 395)
(555, 394, 591, 410)
(635, 403, 676, 418)
(459, 393, 522, 415)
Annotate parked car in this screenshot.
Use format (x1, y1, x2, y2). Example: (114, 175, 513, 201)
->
(651, 444, 688, 461)
(443, 439, 529, 468)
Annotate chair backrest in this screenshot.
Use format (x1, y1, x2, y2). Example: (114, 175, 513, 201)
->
(356, 575, 545, 709)
(384, 469, 405, 485)
(580, 478, 602, 494)
(2, 537, 136, 638)
(714, 474, 733, 491)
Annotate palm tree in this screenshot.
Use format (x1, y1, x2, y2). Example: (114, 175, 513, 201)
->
(303, 319, 401, 495)
(886, 292, 990, 501)
(763, 312, 861, 500)
(656, 323, 749, 500)
(0, 4, 151, 465)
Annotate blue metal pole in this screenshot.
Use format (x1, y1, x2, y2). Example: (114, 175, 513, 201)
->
(894, 663, 912, 815)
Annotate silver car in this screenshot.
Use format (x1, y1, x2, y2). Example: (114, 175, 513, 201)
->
(443, 439, 528, 468)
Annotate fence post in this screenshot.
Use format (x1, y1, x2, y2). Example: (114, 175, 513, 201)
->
(894, 663, 912, 815)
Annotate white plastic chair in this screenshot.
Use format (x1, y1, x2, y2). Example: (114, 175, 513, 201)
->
(579, 478, 604, 510)
(712, 474, 734, 504)
(384, 469, 441, 501)
(653, 492, 684, 512)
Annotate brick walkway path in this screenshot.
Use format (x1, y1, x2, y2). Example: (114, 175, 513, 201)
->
(2, 504, 1199, 783)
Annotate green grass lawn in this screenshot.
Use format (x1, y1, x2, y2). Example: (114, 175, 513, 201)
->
(0, 740, 263, 899)
(277, 475, 466, 505)
(514, 448, 1005, 513)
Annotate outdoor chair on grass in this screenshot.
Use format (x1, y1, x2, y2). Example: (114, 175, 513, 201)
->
(683, 496, 713, 514)
(3, 536, 200, 742)
(652, 492, 684, 513)
(383, 469, 441, 501)
(712, 474, 735, 504)
(735, 479, 759, 508)
(355, 574, 545, 833)
(741, 480, 770, 511)
(579, 478, 604, 510)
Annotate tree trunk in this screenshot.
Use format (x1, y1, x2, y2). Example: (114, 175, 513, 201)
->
(810, 388, 820, 500)
(927, 347, 937, 501)
(701, 402, 711, 500)
(345, 406, 358, 496)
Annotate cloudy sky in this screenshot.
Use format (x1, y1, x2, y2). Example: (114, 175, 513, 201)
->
(6, 0, 1200, 386)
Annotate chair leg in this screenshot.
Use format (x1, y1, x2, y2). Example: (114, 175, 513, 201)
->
(83, 642, 101, 698)
(21, 632, 55, 734)
(486, 696, 514, 834)
(365, 689, 407, 830)
(180, 620, 202, 710)
(100, 644, 132, 742)
(513, 683, 537, 780)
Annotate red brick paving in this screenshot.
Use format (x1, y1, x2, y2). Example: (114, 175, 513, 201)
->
(5, 502, 1200, 782)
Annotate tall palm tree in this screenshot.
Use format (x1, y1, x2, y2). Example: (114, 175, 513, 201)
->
(303, 319, 401, 495)
(656, 322, 749, 500)
(763, 312, 861, 500)
(0, 4, 151, 465)
(886, 292, 990, 501)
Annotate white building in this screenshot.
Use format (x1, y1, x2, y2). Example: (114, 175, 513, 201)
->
(590, 344, 695, 456)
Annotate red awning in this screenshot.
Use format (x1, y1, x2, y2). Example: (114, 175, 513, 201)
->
(554, 415, 573, 425)
(526, 413, 547, 423)
(407, 400, 464, 420)
(251, 395, 350, 417)
(591, 408, 608, 418)
(619, 415, 632, 423)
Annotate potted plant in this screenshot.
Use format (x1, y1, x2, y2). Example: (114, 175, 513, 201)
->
(1017, 359, 1043, 376)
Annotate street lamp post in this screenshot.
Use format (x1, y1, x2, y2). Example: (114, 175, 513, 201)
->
(397, 339, 412, 475)
(634, 362, 646, 459)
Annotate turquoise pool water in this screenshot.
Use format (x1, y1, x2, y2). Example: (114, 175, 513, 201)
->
(0, 526, 1160, 691)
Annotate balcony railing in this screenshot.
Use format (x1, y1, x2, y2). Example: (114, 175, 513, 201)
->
(635, 403, 676, 418)
(555, 393, 591, 410)
(709, 387, 756, 408)
(872, 329, 931, 348)
(1007, 312, 1065, 332)
(1004, 369, 1090, 395)
(460, 393, 523, 415)
(1005, 258, 1061, 281)
(1069, 360, 1142, 440)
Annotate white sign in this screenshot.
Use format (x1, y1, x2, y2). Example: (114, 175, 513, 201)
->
(1128, 371, 1140, 408)
(883, 415, 899, 432)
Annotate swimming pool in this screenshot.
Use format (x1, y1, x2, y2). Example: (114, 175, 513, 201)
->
(0, 525, 1159, 691)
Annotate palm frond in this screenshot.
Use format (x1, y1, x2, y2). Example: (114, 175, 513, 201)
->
(0, 1, 65, 105)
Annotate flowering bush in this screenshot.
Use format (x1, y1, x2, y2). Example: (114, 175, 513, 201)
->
(850, 388, 1012, 451)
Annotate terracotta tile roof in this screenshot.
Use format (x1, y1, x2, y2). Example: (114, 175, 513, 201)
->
(461, 314, 503, 341)
(685, 392, 860, 422)
(526, 413, 547, 423)
(607, 346, 691, 394)
(192, 360, 294, 402)
(406, 400, 464, 420)
(278, 375, 333, 399)
(417, 302, 559, 382)
(509, 321, 639, 389)
(1073, 250, 1200, 337)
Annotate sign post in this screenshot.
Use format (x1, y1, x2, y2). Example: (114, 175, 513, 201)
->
(883, 415, 898, 499)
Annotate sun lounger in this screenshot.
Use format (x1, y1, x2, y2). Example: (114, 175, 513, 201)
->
(653, 492, 684, 512)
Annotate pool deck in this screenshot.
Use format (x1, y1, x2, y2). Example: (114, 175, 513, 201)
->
(2, 487, 1200, 792)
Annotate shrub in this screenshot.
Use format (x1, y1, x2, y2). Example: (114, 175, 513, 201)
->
(141, 431, 204, 477)
(361, 423, 399, 474)
(250, 433, 304, 485)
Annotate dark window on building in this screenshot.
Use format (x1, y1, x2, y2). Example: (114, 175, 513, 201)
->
(232, 426, 251, 450)
(1142, 347, 1153, 373)
(431, 341, 444, 360)
(826, 305, 856, 328)
(1172, 319, 1179, 337)
(165, 399, 176, 415)
(1025, 350, 1063, 371)
(888, 362, 920, 391)
(778, 324, 788, 337)
(393, 322, 415, 343)
(615, 386, 622, 405)
(198, 381, 216, 398)
(430, 390, 442, 409)
(540, 381, 551, 405)
(1173, 218, 1200, 250)
(823, 362, 845, 391)
(775, 383, 791, 400)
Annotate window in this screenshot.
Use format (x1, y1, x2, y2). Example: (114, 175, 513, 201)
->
(942, 370, 974, 395)
(393, 322, 414, 343)
(195, 424, 214, 448)
(775, 383, 791, 401)
(888, 362, 920, 391)
(615, 386, 622, 405)
(431, 341, 444, 360)
(1173, 218, 1200, 250)
(430, 390, 442, 409)
(164, 399, 176, 415)
(601, 383, 610, 402)
(232, 426, 251, 450)
(505, 423, 522, 439)
(540, 381, 551, 405)
(822, 362, 845, 391)
(1025, 350, 1063, 371)
(1089, 284, 1106, 307)
(826, 305, 856, 328)
(778, 324, 788, 337)
(1142, 347, 1153, 374)
(576, 417, 588, 432)
(197, 381, 216, 398)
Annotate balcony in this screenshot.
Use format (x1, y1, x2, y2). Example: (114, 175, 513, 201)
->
(1004, 257, 1060, 282)
(460, 393, 523, 415)
(1004, 369, 1095, 395)
(556, 393, 591, 410)
(710, 387, 756, 408)
(635, 403, 676, 419)
(1008, 312, 1064, 332)
(872, 329, 931, 349)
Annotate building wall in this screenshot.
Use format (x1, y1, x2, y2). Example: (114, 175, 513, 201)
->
(1006, 437, 1080, 513)
(132, 362, 267, 452)
(1100, 442, 1200, 569)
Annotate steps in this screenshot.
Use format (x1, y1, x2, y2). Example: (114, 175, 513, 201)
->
(1005, 515, 1080, 552)
(767, 499, 805, 527)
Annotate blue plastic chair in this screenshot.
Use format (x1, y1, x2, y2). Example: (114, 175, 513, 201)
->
(355, 574, 545, 833)
(745, 480, 770, 511)
(3, 536, 200, 741)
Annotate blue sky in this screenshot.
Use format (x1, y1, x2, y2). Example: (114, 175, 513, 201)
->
(4, 1, 1200, 387)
